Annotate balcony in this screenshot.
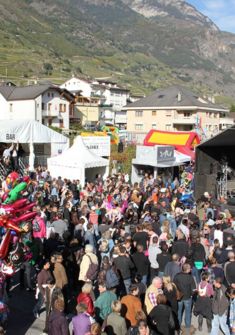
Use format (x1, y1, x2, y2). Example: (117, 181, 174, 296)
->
(42, 109, 58, 117)
(173, 117, 196, 125)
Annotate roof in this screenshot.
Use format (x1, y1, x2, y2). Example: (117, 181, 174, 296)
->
(0, 119, 68, 143)
(0, 84, 75, 101)
(124, 85, 228, 112)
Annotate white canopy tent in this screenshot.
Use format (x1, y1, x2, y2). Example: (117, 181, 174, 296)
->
(47, 136, 109, 185)
(0, 120, 69, 170)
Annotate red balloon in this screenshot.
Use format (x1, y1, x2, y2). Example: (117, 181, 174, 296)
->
(5, 221, 22, 233)
(12, 211, 37, 223)
(2, 193, 8, 202)
(14, 202, 36, 214)
(0, 230, 11, 259)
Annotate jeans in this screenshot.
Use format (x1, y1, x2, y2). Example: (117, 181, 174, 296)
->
(178, 298, 192, 329)
(211, 313, 230, 335)
(158, 271, 164, 278)
(141, 275, 147, 285)
(33, 292, 44, 315)
(123, 278, 131, 294)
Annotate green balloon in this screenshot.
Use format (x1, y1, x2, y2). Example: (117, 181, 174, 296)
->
(4, 182, 27, 204)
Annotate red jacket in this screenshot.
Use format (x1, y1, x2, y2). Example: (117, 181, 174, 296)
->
(77, 292, 94, 316)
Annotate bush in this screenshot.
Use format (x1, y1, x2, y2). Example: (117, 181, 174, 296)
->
(110, 144, 136, 175)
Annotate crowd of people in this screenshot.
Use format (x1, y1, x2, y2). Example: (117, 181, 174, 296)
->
(0, 164, 235, 335)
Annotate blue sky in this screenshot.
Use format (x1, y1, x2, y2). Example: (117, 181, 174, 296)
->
(187, 0, 235, 33)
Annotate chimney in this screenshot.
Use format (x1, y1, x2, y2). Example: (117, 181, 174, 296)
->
(177, 91, 182, 102)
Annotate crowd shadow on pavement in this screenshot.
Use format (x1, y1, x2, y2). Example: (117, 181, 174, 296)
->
(7, 286, 41, 335)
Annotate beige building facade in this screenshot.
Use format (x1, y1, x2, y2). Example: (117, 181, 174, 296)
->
(71, 96, 100, 126)
(124, 86, 233, 138)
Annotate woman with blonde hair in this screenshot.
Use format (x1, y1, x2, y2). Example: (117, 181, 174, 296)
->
(77, 283, 94, 316)
(85, 323, 101, 335)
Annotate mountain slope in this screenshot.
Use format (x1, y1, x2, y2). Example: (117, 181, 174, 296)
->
(0, 0, 235, 99)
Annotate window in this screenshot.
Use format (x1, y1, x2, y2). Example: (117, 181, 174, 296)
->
(9, 103, 13, 113)
(166, 110, 172, 116)
(64, 104, 66, 113)
(152, 110, 156, 116)
(152, 123, 157, 129)
(135, 110, 143, 117)
(59, 119, 64, 128)
(184, 112, 191, 118)
(51, 93, 54, 98)
(48, 103, 52, 112)
(47, 92, 50, 97)
(165, 124, 171, 131)
(42, 102, 45, 110)
(135, 124, 143, 131)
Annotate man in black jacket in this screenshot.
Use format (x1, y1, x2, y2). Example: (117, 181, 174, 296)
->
(113, 245, 134, 294)
(131, 244, 150, 285)
(174, 263, 196, 335)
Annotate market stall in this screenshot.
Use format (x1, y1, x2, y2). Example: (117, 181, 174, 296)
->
(131, 144, 191, 184)
(144, 130, 200, 160)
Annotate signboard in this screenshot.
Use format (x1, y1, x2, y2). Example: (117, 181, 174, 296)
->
(157, 146, 174, 163)
(82, 136, 110, 157)
(135, 145, 175, 166)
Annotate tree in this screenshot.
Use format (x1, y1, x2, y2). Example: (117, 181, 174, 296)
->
(230, 104, 235, 113)
(43, 63, 53, 75)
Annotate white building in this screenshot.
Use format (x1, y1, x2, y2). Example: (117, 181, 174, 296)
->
(60, 77, 92, 97)
(60, 76, 130, 125)
(0, 84, 75, 129)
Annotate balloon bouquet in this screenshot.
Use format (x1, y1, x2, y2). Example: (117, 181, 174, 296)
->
(0, 172, 37, 276)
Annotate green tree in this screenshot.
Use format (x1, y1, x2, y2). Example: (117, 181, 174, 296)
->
(43, 63, 53, 75)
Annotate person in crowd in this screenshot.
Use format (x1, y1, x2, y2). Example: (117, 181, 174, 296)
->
(121, 284, 142, 327)
(224, 251, 235, 286)
(77, 283, 94, 316)
(174, 263, 196, 335)
(193, 272, 214, 332)
(33, 259, 52, 318)
(157, 241, 171, 278)
(105, 300, 127, 335)
(72, 303, 93, 335)
(48, 298, 69, 335)
(148, 236, 161, 282)
(131, 244, 150, 285)
(164, 254, 181, 281)
(43, 278, 63, 334)
(144, 277, 163, 314)
(113, 245, 134, 294)
(79, 244, 98, 283)
(51, 212, 68, 240)
(210, 277, 230, 335)
(94, 282, 117, 324)
(149, 294, 175, 335)
(53, 253, 68, 291)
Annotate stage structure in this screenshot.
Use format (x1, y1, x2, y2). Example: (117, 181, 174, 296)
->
(195, 126, 235, 202)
